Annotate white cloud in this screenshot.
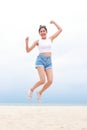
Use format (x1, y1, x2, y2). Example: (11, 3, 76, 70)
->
(53, 45, 87, 85)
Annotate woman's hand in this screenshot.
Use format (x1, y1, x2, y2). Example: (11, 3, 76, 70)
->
(50, 20, 56, 24)
(25, 37, 29, 43)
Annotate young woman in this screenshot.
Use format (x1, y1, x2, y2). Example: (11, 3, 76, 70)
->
(25, 20, 62, 102)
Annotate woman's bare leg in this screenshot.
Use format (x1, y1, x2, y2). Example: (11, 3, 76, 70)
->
(28, 67, 46, 99)
(37, 68, 53, 102)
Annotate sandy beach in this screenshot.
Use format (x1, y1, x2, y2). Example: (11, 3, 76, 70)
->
(0, 105, 87, 130)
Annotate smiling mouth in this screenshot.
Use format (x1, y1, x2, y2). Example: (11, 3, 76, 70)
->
(42, 34, 46, 36)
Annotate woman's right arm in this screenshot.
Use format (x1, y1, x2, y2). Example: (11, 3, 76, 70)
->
(25, 37, 38, 53)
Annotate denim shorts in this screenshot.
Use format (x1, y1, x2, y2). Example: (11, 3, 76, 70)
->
(35, 54, 52, 69)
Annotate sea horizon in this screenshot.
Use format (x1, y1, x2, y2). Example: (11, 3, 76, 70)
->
(0, 102, 87, 106)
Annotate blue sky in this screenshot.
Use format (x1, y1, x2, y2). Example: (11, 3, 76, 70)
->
(0, 0, 87, 104)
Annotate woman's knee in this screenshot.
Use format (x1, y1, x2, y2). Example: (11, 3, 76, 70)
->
(39, 78, 45, 85)
(47, 79, 53, 85)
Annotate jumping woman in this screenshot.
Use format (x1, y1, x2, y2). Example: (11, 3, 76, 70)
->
(25, 20, 62, 102)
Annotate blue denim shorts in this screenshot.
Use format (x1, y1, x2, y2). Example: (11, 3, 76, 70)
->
(35, 54, 52, 69)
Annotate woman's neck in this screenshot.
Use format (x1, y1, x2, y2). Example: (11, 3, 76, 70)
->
(41, 37, 47, 40)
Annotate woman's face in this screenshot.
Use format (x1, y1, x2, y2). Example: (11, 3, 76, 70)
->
(39, 28, 47, 39)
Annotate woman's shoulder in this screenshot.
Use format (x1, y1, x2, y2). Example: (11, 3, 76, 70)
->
(48, 37, 53, 43)
(33, 40, 39, 46)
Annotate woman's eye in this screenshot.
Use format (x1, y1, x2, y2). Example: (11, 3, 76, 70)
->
(40, 29, 46, 33)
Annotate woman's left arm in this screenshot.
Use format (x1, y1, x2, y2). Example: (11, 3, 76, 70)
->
(50, 20, 62, 42)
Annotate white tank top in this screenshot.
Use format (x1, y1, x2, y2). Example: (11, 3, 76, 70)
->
(38, 38, 52, 53)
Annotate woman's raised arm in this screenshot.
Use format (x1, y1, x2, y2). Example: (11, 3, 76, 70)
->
(50, 20, 62, 42)
(25, 37, 38, 52)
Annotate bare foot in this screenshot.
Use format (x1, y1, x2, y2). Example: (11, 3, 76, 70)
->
(28, 89, 33, 99)
(37, 92, 42, 103)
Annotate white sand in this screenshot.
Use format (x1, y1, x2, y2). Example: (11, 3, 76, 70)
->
(0, 105, 87, 130)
